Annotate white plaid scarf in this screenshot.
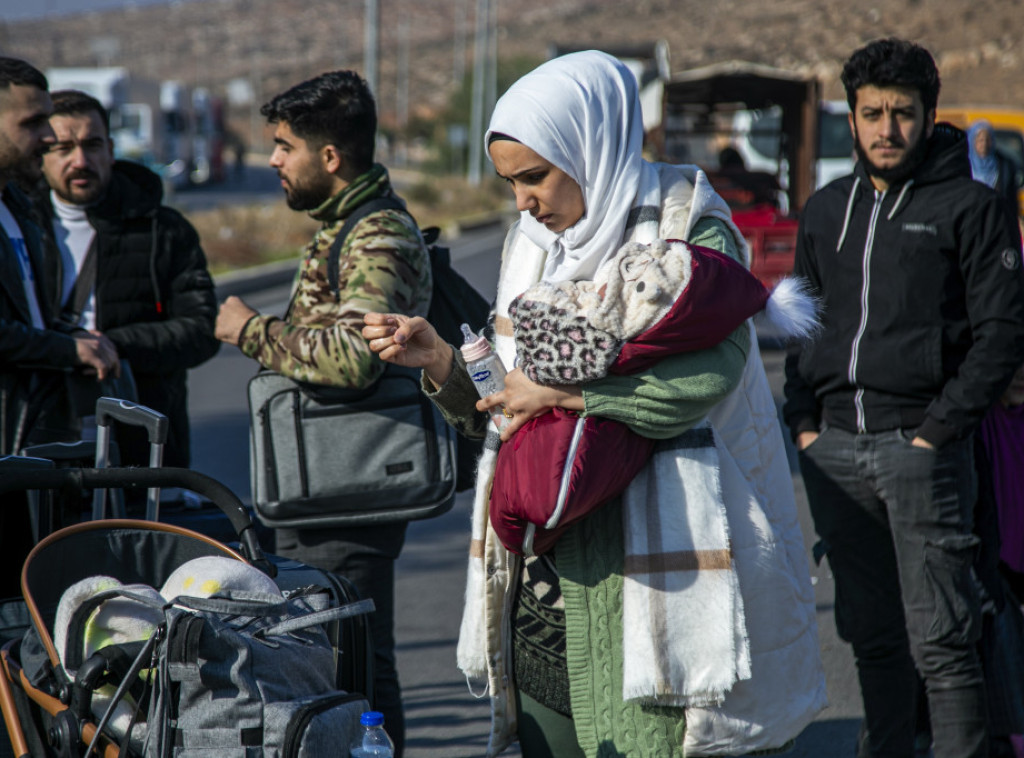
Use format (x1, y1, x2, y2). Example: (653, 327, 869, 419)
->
(621, 423, 750, 706)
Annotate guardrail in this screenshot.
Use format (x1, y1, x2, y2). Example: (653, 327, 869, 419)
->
(212, 212, 512, 299)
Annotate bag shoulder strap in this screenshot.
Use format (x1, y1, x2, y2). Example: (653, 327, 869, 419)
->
(254, 598, 376, 639)
(61, 236, 98, 327)
(327, 195, 409, 298)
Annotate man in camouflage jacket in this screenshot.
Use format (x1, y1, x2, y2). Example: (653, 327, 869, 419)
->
(223, 162, 430, 387)
(215, 71, 430, 757)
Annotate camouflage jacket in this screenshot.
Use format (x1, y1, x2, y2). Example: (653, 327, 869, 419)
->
(239, 164, 431, 388)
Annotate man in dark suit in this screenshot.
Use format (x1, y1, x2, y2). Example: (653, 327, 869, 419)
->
(0, 57, 117, 597)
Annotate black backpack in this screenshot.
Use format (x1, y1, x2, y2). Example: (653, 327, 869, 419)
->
(327, 196, 491, 492)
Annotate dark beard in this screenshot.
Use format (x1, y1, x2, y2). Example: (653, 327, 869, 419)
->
(0, 148, 43, 190)
(11, 161, 42, 188)
(854, 128, 930, 187)
(283, 170, 334, 211)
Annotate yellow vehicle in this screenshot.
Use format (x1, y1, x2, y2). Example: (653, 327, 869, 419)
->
(937, 106, 1024, 217)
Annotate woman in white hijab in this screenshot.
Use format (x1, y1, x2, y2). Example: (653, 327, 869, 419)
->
(364, 51, 824, 757)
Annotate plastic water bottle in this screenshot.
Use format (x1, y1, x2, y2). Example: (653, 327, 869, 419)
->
(459, 323, 511, 431)
(349, 711, 394, 757)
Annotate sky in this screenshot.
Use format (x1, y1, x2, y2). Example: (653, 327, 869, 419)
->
(0, 0, 182, 23)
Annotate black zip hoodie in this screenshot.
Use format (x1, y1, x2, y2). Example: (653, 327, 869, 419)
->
(783, 124, 1024, 447)
(34, 160, 220, 466)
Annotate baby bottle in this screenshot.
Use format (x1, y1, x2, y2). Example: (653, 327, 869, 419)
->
(460, 323, 511, 431)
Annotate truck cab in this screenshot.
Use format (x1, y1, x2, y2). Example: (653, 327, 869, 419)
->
(652, 61, 821, 285)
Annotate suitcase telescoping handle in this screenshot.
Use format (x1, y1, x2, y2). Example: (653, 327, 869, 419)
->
(93, 397, 169, 521)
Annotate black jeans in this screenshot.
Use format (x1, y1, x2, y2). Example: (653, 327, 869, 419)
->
(275, 521, 408, 758)
(799, 426, 987, 758)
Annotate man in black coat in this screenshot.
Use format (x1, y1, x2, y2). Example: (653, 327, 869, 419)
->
(783, 38, 1024, 758)
(0, 59, 120, 597)
(35, 89, 219, 469)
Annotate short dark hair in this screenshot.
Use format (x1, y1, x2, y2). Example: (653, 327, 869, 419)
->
(261, 70, 377, 173)
(841, 38, 941, 113)
(50, 89, 110, 135)
(487, 131, 519, 146)
(0, 57, 48, 92)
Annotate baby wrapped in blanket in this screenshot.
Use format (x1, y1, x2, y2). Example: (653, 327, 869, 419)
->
(490, 238, 816, 555)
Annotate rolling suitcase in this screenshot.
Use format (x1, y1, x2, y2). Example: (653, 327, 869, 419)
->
(16, 395, 160, 541)
(91, 396, 168, 521)
(267, 553, 375, 702)
(22, 396, 272, 548)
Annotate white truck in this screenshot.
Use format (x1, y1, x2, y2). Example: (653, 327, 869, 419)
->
(45, 67, 224, 188)
(732, 99, 854, 193)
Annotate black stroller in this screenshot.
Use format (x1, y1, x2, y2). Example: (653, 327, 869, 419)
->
(0, 401, 373, 758)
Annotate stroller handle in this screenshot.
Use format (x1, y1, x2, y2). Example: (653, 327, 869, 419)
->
(0, 467, 274, 577)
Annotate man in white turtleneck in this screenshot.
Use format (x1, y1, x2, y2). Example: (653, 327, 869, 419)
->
(49, 169, 100, 330)
(36, 89, 219, 471)
(39, 89, 112, 338)
(38, 88, 122, 440)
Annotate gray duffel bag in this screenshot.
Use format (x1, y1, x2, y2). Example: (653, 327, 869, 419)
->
(248, 364, 457, 528)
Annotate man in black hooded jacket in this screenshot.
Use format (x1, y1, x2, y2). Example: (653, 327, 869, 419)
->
(34, 89, 219, 468)
(784, 39, 1024, 758)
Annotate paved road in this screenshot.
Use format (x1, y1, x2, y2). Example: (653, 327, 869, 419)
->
(185, 224, 865, 757)
(166, 162, 282, 214)
(165, 160, 428, 215)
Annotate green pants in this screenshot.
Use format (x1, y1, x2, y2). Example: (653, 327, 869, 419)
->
(516, 689, 586, 758)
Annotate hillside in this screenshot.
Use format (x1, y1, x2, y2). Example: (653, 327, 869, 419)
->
(2, 0, 1022, 142)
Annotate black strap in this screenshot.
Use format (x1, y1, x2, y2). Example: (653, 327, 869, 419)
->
(94, 642, 151, 703)
(118, 680, 151, 758)
(326, 196, 408, 298)
(172, 726, 262, 747)
(62, 236, 98, 327)
(83, 632, 160, 758)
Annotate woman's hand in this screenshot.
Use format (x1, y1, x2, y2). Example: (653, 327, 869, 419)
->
(477, 367, 585, 441)
(362, 313, 454, 387)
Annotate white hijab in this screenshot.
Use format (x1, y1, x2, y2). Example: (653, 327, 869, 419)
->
(486, 50, 660, 283)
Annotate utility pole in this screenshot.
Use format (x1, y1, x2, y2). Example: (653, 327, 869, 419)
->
(250, 49, 263, 154)
(486, 0, 498, 117)
(467, 0, 491, 185)
(364, 0, 379, 100)
(453, 0, 467, 87)
(396, 18, 410, 166)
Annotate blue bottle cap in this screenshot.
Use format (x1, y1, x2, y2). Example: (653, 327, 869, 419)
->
(360, 711, 385, 727)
